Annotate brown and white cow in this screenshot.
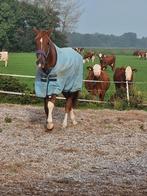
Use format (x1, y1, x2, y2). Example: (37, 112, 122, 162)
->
(73, 47, 84, 54)
(85, 64, 110, 101)
(133, 50, 140, 56)
(113, 66, 137, 92)
(98, 53, 116, 71)
(83, 51, 95, 63)
(138, 51, 147, 59)
(133, 50, 147, 59)
(0, 51, 8, 67)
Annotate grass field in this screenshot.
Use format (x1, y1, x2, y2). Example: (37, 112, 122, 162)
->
(0, 50, 147, 102)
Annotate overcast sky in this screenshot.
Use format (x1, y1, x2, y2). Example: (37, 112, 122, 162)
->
(76, 0, 147, 38)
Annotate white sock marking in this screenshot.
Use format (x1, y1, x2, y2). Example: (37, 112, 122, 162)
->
(47, 101, 54, 129)
(70, 109, 77, 125)
(63, 113, 68, 128)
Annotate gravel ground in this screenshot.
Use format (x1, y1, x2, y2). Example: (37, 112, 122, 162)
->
(0, 104, 147, 196)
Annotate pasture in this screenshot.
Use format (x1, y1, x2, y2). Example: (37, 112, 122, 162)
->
(0, 50, 147, 103)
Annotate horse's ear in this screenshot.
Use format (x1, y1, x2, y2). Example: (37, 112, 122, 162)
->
(33, 27, 39, 34)
(47, 29, 53, 37)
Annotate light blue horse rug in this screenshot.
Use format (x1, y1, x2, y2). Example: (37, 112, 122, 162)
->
(35, 45, 83, 98)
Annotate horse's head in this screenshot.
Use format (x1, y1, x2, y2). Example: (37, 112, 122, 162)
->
(33, 28, 52, 72)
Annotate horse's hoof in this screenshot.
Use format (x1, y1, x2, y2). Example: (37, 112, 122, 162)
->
(62, 124, 67, 129)
(46, 123, 54, 131)
(72, 120, 78, 126)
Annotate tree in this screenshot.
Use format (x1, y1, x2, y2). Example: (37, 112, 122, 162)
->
(19, 0, 83, 33)
(4, 0, 67, 51)
(0, 0, 19, 49)
(17, 0, 67, 48)
(59, 0, 82, 33)
(9, 1, 52, 51)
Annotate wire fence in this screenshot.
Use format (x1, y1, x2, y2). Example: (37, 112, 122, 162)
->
(0, 73, 147, 105)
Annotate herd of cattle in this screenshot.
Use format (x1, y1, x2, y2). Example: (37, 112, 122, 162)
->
(0, 48, 145, 101)
(133, 50, 147, 59)
(74, 47, 139, 101)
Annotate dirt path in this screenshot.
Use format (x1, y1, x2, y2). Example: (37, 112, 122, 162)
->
(0, 104, 147, 196)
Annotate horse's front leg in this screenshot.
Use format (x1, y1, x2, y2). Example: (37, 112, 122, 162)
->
(46, 95, 56, 130)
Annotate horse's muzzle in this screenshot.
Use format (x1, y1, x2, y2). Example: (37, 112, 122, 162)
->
(36, 56, 46, 69)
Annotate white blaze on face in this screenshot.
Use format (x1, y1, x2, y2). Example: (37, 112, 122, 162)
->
(40, 37, 43, 49)
(93, 64, 101, 77)
(125, 66, 132, 81)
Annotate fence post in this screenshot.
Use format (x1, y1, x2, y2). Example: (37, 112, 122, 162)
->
(126, 81, 130, 105)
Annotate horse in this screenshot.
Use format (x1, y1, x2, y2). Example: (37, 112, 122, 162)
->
(33, 29, 83, 131)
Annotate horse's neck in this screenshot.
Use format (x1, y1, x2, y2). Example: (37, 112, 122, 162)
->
(47, 43, 57, 68)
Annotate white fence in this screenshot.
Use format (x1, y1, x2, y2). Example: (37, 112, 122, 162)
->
(0, 73, 147, 105)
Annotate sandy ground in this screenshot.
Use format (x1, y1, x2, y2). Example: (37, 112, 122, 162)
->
(0, 104, 147, 196)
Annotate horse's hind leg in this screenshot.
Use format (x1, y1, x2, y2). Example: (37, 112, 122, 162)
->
(44, 97, 48, 117)
(62, 92, 78, 128)
(62, 96, 71, 128)
(63, 106, 77, 128)
(70, 109, 77, 125)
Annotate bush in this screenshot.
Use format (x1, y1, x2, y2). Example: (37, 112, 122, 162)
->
(0, 76, 42, 104)
(111, 87, 143, 110)
(0, 76, 29, 92)
(129, 89, 143, 108)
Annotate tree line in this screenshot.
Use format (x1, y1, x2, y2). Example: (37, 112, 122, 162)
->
(67, 32, 147, 49)
(0, 0, 81, 52)
(1, 0, 147, 51)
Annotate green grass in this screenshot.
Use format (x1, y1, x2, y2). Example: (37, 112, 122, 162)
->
(0, 50, 147, 102)
(0, 53, 36, 89)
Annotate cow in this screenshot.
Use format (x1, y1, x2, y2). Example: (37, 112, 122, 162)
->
(83, 51, 95, 63)
(113, 66, 137, 96)
(133, 50, 140, 56)
(138, 51, 147, 59)
(98, 53, 116, 71)
(0, 51, 8, 67)
(73, 47, 84, 54)
(85, 64, 110, 101)
(133, 50, 147, 59)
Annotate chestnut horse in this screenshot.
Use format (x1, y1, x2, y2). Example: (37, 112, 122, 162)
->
(33, 29, 83, 130)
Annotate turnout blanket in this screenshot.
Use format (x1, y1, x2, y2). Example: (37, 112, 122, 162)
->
(35, 45, 83, 97)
